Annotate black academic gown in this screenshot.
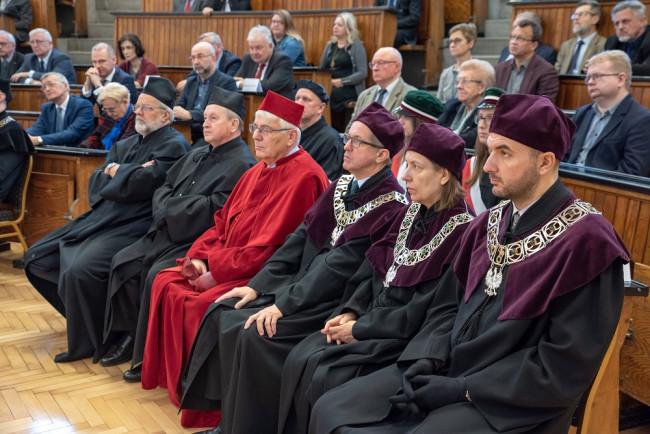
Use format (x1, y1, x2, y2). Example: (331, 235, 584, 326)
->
(300, 116, 344, 180)
(24, 126, 190, 363)
(180, 166, 407, 432)
(309, 181, 628, 434)
(278, 202, 471, 434)
(0, 110, 35, 202)
(103, 136, 257, 367)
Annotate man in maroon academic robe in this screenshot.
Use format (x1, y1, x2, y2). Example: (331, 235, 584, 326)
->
(141, 91, 329, 409)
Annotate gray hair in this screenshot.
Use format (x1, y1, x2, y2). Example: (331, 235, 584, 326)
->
(97, 82, 130, 105)
(0, 30, 15, 45)
(612, 1, 646, 21)
(41, 71, 69, 86)
(199, 32, 222, 46)
(588, 50, 633, 89)
(256, 110, 302, 144)
(29, 28, 52, 41)
(247, 25, 273, 44)
(92, 42, 115, 57)
(459, 59, 496, 87)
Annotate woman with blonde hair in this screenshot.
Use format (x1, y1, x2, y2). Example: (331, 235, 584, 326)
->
(320, 12, 367, 132)
(80, 83, 136, 150)
(270, 9, 306, 66)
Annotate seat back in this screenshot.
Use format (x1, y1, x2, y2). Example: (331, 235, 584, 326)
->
(4, 155, 33, 222)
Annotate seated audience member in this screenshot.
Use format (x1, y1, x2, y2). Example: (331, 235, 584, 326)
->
(0, 31, 23, 80)
(117, 33, 160, 89)
(177, 33, 242, 94)
(438, 59, 495, 148)
(174, 42, 237, 144)
(180, 103, 409, 431)
(438, 23, 476, 104)
(11, 28, 76, 84)
(0, 0, 31, 43)
(141, 91, 329, 419)
(310, 93, 629, 434)
(373, 0, 422, 47)
(0, 78, 35, 202)
(294, 79, 344, 179)
(26, 72, 94, 147)
(347, 47, 416, 132)
(556, 1, 606, 75)
(278, 123, 473, 434)
(392, 90, 444, 188)
(605, 0, 650, 75)
(565, 50, 650, 176)
(462, 87, 505, 214)
(24, 77, 190, 364)
(83, 42, 138, 107)
(495, 18, 559, 102)
(234, 25, 294, 98)
(103, 87, 256, 382)
(498, 12, 557, 65)
(185, 0, 251, 15)
(320, 12, 367, 132)
(80, 83, 137, 150)
(271, 10, 306, 67)
(173, 0, 214, 13)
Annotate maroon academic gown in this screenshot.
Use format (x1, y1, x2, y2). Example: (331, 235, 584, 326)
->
(141, 148, 329, 407)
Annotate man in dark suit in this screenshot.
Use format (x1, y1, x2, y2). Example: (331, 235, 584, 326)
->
(82, 42, 138, 107)
(0, 0, 32, 43)
(495, 19, 559, 102)
(0, 31, 23, 80)
(172, 0, 249, 14)
(373, 0, 422, 47)
(604, 0, 650, 76)
(565, 50, 650, 176)
(497, 12, 557, 66)
(234, 25, 294, 99)
(26, 72, 94, 147)
(11, 28, 76, 85)
(174, 41, 238, 143)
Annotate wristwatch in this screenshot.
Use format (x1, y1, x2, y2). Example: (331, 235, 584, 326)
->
(37, 136, 43, 145)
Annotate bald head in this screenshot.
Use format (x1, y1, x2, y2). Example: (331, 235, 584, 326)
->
(370, 47, 403, 88)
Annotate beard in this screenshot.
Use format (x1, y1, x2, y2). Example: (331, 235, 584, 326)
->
(136, 116, 164, 136)
(491, 160, 540, 204)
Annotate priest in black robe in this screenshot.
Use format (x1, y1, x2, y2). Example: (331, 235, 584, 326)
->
(24, 77, 190, 363)
(0, 78, 35, 202)
(278, 123, 474, 433)
(308, 94, 630, 434)
(101, 87, 257, 380)
(180, 102, 409, 430)
(295, 80, 344, 180)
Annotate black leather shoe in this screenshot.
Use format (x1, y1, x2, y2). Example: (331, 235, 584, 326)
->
(194, 426, 221, 434)
(123, 365, 142, 383)
(100, 334, 134, 367)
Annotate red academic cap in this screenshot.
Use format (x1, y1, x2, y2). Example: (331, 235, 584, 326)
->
(490, 94, 576, 161)
(258, 90, 304, 128)
(353, 102, 404, 158)
(408, 123, 467, 179)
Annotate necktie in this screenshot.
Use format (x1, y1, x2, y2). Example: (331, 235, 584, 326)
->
(349, 180, 360, 194)
(254, 63, 266, 79)
(184, 0, 191, 12)
(223, 0, 230, 11)
(566, 40, 584, 74)
(375, 88, 388, 105)
(509, 211, 520, 232)
(39, 59, 45, 73)
(56, 106, 64, 132)
(0, 59, 7, 78)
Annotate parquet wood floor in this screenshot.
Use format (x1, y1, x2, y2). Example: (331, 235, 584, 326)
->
(0, 244, 193, 433)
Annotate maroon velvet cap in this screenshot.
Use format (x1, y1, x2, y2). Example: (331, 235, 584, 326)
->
(489, 94, 576, 160)
(258, 90, 304, 128)
(352, 102, 404, 158)
(407, 123, 467, 179)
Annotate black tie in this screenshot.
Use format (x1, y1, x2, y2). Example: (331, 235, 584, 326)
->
(375, 88, 387, 105)
(566, 40, 584, 74)
(39, 59, 45, 73)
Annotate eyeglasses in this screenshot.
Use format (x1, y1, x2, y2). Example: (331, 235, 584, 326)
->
(571, 11, 595, 19)
(368, 60, 397, 69)
(342, 133, 383, 149)
(474, 115, 493, 125)
(448, 38, 465, 45)
(102, 106, 120, 114)
(584, 73, 620, 83)
(29, 39, 49, 46)
(134, 104, 163, 113)
(249, 123, 292, 136)
(456, 78, 482, 86)
(0, 42, 11, 47)
(40, 82, 62, 90)
(271, 20, 284, 25)
(189, 54, 211, 62)
(509, 34, 534, 42)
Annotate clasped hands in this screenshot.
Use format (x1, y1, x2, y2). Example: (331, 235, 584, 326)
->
(388, 359, 466, 417)
(321, 312, 358, 345)
(180, 257, 217, 292)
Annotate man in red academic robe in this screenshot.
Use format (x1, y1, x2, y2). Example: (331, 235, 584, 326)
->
(141, 91, 329, 408)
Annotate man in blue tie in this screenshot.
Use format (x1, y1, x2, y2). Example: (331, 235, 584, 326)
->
(10, 28, 76, 84)
(555, 0, 606, 75)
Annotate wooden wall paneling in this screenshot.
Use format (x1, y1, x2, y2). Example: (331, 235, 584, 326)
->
(0, 14, 15, 36)
(10, 85, 83, 113)
(9, 111, 38, 129)
(31, 0, 57, 44)
(23, 172, 74, 245)
(444, 0, 470, 24)
(142, 0, 173, 12)
(557, 77, 650, 110)
(74, 0, 88, 36)
(621, 289, 650, 405)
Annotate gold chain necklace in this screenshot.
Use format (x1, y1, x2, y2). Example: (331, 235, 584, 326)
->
(331, 175, 409, 245)
(384, 202, 473, 287)
(484, 199, 600, 296)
